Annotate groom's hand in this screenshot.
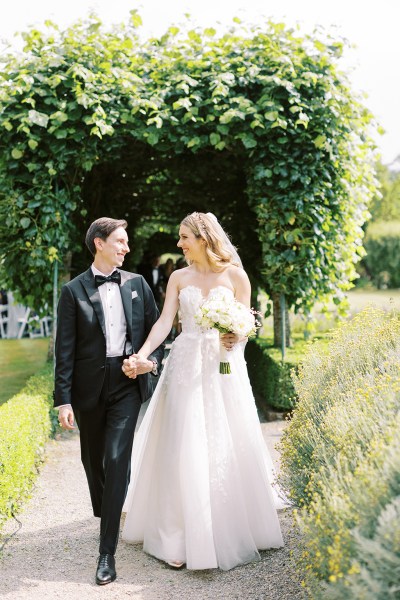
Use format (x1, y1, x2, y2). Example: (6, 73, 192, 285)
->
(122, 355, 153, 379)
(58, 406, 75, 430)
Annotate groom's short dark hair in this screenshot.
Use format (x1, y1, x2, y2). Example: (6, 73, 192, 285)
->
(85, 217, 128, 256)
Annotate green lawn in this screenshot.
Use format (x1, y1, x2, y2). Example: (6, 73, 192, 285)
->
(0, 338, 49, 405)
(347, 287, 400, 313)
(260, 288, 400, 340)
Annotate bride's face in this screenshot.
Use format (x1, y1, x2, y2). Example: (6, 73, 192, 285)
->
(177, 225, 204, 261)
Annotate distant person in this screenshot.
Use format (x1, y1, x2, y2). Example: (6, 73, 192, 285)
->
(0, 289, 8, 338)
(54, 217, 164, 586)
(170, 258, 186, 337)
(159, 258, 175, 310)
(138, 253, 164, 308)
(161, 258, 175, 282)
(175, 257, 186, 270)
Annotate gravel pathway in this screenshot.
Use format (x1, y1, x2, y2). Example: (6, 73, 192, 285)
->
(0, 418, 305, 600)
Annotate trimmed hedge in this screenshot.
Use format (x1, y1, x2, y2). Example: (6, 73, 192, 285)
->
(280, 307, 400, 598)
(363, 221, 400, 288)
(0, 364, 54, 528)
(245, 338, 298, 412)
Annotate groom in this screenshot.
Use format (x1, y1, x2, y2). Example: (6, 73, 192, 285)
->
(54, 217, 164, 585)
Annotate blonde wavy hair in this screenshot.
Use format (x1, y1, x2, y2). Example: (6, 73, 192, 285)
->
(180, 212, 241, 270)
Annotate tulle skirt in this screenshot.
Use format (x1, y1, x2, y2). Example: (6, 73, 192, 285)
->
(122, 332, 284, 570)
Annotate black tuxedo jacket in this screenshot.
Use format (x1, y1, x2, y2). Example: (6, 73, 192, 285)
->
(54, 268, 164, 411)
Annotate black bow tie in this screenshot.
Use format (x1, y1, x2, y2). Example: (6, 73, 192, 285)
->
(94, 271, 121, 287)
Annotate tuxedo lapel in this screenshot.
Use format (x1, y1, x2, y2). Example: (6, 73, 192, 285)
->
(81, 268, 106, 338)
(120, 272, 133, 349)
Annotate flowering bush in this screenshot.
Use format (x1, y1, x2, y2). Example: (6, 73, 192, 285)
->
(279, 307, 400, 597)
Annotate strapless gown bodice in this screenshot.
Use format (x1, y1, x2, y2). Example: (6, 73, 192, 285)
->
(178, 285, 234, 333)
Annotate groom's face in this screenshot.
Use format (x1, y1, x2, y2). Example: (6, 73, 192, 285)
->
(95, 226, 130, 269)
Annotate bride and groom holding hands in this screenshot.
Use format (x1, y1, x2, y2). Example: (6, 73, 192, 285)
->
(54, 213, 284, 586)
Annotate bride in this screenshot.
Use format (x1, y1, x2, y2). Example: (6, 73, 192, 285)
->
(121, 212, 284, 570)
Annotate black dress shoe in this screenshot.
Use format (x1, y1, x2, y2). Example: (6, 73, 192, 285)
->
(96, 553, 116, 585)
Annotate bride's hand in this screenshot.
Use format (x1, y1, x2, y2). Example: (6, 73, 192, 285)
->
(221, 333, 241, 351)
(122, 354, 153, 378)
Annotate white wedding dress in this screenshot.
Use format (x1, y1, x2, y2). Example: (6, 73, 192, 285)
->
(122, 285, 284, 570)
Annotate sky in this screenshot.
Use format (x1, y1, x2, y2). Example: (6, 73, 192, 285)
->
(0, 0, 399, 165)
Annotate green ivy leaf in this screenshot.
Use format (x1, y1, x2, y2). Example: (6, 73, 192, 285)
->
(50, 111, 68, 123)
(54, 129, 68, 139)
(11, 148, 24, 159)
(264, 111, 279, 121)
(147, 132, 159, 145)
(187, 137, 201, 148)
(210, 133, 221, 146)
(241, 135, 257, 149)
(314, 134, 327, 149)
(28, 110, 49, 128)
(20, 217, 31, 229)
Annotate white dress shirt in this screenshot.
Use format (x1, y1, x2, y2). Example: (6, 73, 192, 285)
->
(152, 267, 159, 287)
(91, 265, 127, 357)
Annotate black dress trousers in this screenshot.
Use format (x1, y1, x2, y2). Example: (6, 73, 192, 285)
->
(74, 356, 142, 556)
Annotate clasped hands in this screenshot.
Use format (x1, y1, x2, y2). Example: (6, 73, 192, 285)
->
(122, 334, 240, 379)
(122, 354, 153, 379)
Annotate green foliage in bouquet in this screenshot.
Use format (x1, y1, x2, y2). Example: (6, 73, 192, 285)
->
(0, 365, 54, 530)
(279, 308, 400, 597)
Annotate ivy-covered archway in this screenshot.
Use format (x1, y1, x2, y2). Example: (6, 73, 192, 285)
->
(0, 13, 378, 337)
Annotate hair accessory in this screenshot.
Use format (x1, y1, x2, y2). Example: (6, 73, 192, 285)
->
(194, 212, 208, 235)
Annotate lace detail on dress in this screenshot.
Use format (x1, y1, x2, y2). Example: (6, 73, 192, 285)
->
(159, 286, 234, 388)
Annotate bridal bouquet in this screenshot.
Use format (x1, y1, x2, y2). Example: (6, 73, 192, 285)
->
(194, 290, 260, 374)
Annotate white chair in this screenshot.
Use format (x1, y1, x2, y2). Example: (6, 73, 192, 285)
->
(16, 307, 52, 339)
(27, 314, 45, 338)
(17, 307, 31, 339)
(40, 316, 52, 337)
(0, 305, 8, 338)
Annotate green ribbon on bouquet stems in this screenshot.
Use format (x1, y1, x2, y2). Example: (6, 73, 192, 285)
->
(219, 339, 231, 375)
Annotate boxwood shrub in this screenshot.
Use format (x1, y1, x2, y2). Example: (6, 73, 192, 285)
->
(245, 338, 299, 412)
(0, 364, 55, 529)
(363, 221, 400, 288)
